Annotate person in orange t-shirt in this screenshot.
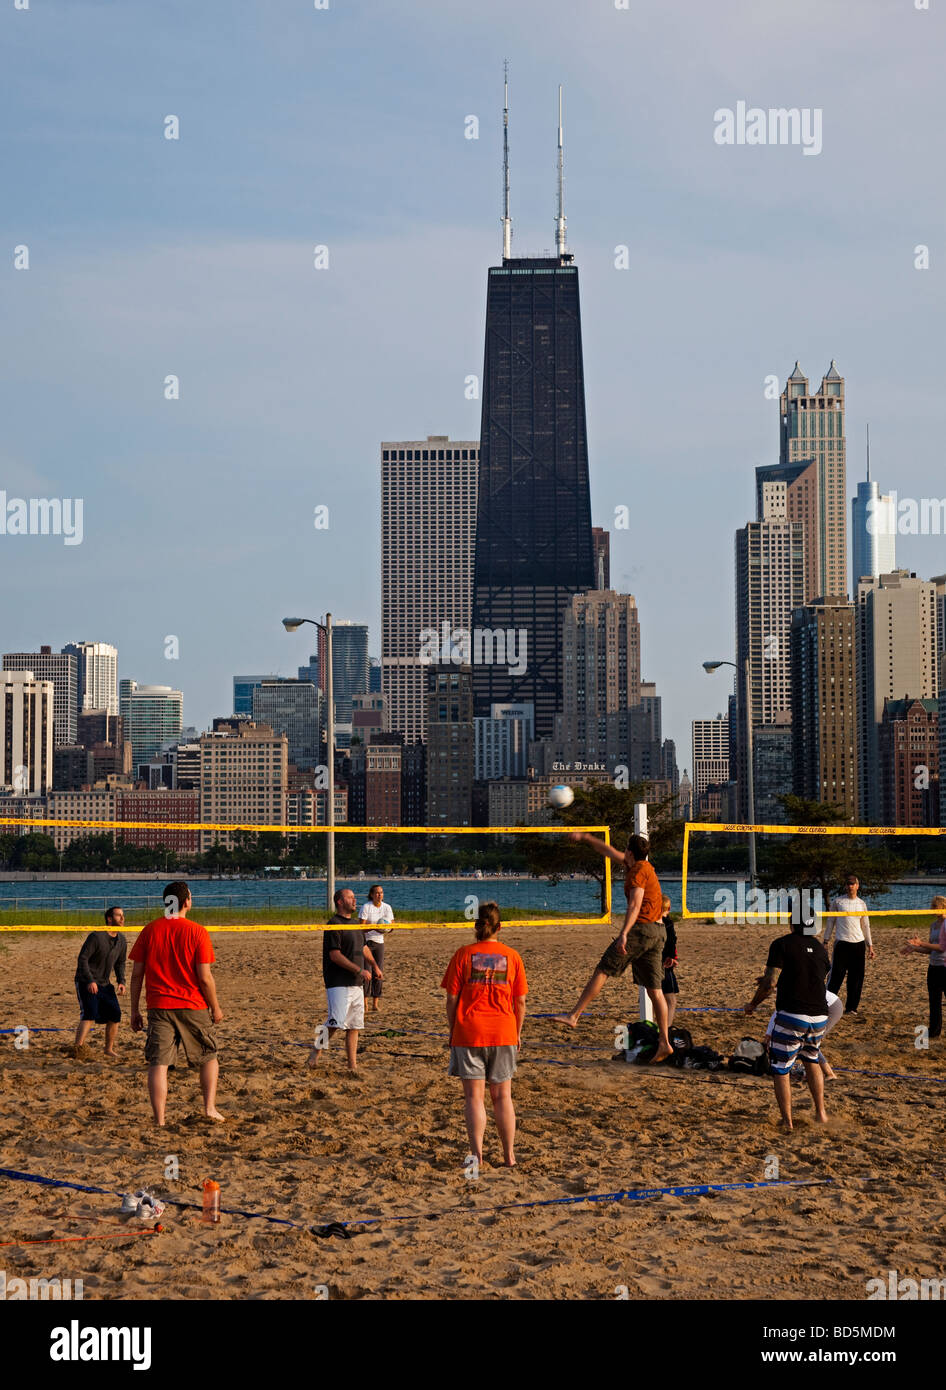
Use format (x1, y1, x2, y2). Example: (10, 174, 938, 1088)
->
(552, 833, 672, 1062)
(441, 903, 528, 1170)
(129, 880, 224, 1127)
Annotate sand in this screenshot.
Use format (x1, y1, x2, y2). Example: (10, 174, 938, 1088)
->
(1, 920, 944, 1301)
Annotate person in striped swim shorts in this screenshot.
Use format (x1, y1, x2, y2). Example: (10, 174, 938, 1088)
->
(744, 916, 831, 1130)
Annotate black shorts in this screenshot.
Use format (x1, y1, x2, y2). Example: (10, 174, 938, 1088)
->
(75, 980, 121, 1024)
(662, 967, 679, 995)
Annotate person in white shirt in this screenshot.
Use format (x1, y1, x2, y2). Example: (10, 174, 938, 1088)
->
(824, 874, 875, 1019)
(359, 884, 395, 1012)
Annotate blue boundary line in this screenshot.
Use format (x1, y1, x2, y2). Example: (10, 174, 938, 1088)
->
(0, 1165, 833, 1233)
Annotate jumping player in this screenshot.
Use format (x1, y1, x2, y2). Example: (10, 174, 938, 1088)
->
(552, 832, 672, 1063)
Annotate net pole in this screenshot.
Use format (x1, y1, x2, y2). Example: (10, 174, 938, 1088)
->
(635, 802, 654, 1023)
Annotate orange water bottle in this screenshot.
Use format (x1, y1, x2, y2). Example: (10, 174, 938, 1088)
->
(202, 1179, 221, 1224)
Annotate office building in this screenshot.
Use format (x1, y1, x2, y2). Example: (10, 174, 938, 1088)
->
(3, 646, 77, 746)
(381, 436, 478, 744)
(251, 679, 321, 770)
(198, 720, 288, 850)
(426, 665, 474, 827)
(52, 744, 94, 792)
(592, 527, 611, 590)
(856, 571, 939, 823)
(119, 681, 183, 772)
(115, 788, 200, 854)
(851, 472, 896, 592)
(790, 596, 858, 819)
(879, 697, 939, 827)
(475, 703, 534, 781)
(777, 360, 846, 600)
(0, 669, 54, 795)
(471, 93, 595, 737)
(46, 790, 114, 850)
(735, 484, 805, 816)
(62, 642, 118, 716)
(692, 715, 730, 801)
(234, 675, 278, 718)
(554, 592, 641, 758)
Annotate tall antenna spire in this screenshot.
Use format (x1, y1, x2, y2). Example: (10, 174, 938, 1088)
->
(555, 84, 567, 257)
(502, 61, 512, 261)
(866, 422, 871, 482)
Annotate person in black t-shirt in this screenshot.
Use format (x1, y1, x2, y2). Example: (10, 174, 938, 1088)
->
(74, 906, 127, 1058)
(307, 887, 381, 1076)
(743, 917, 830, 1130)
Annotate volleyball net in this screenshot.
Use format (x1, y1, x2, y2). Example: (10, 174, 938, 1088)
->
(681, 821, 946, 923)
(0, 817, 613, 932)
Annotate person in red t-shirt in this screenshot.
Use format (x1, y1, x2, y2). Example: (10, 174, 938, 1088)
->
(129, 880, 224, 1127)
(440, 903, 528, 1170)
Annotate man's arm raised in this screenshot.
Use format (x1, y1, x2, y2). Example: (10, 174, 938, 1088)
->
(568, 830, 625, 865)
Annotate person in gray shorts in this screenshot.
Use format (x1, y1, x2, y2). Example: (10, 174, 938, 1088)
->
(441, 903, 528, 1170)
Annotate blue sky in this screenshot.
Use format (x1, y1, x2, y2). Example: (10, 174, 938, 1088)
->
(3, 0, 946, 764)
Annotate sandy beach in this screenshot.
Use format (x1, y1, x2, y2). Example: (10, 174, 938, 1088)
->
(1, 920, 943, 1301)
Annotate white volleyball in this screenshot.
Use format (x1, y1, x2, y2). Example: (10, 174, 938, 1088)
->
(548, 784, 574, 809)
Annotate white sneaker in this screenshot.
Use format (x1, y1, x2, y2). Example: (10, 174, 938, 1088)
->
(120, 1193, 139, 1214)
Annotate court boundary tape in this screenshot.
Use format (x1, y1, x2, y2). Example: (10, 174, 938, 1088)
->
(0, 1166, 835, 1236)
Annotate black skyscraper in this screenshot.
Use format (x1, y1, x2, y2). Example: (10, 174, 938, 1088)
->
(471, 252, 595, 737)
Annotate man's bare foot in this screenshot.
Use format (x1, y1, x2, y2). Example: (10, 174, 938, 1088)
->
(203, 1107, 226, 1122)
(814, 1109, 828, 1123)
(821, 1065, 837, 1081)
(650, 1044, 673, 1063)
(550, 1014, 578, 1028)
(306, 1049, 323, 1069)
(104, 1049, 119, 1059)
(776, 1118, 793, 1130)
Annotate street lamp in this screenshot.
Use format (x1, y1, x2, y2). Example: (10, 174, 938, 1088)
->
(703, 657, 757, 888)
(283, 614, 335, 909)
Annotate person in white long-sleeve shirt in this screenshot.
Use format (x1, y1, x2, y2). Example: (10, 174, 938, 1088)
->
(824, 874, 875, 1019)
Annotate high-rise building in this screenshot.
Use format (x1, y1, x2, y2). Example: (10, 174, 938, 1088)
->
(735, 485, 805, 816)
(933, 576, 946, 672)
(368, 658, 382, 694)
(62, 642, 118, 716)
(856, 571, 939, 823)
(352, 692, 386, 744)
(3, 646, 77, 746)
(554, 591, 641, 760)
(0, 670, 54, 794)
(474, 702, 535, 781)
(381, 436, 478, 745)
(198, 721, 287, 850)
(233, 675, 278, 718)
(119, 681, 184, 773)
(851, 472, 896, 592)
(251, 679, 321, 771)
(327, 623, 369, 726)
(677, 770, 693, 821)
(753, 716, 794, 824)
(592, 528, 610, 590)
(426, 665, 474, 827)
(790, 596, 858, 819)
(879, 697, 939, 826)
(52, 744, 94, 792)
(471, 93, 595, 737)
(692, 715, 730, 800)
(777, 360, 847, 600)
(77, 709, 124, 751)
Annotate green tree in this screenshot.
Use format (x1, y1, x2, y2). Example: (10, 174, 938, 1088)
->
(756, 795, 908, 905)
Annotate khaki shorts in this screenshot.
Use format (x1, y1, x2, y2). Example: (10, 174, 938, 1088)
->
(145, 1008, 218, 1067)
(596, 920, 666, 991)
(448, 1045, 518, 1082)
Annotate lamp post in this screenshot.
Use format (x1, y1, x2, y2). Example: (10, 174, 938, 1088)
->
(702, 657, 756, 888)
(283, 614, 334, 910)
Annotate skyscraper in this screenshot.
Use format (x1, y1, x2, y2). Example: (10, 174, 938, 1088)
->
(851, 466, 896, 592)
(553, 590, 641, 761)
(0, 670, 54, 794)
(381, 436, 478, 744)
(735, 483, 805, 818)
(233, 675, 278, 718)
(777, 361, 847, 601)
(251, 678, 321, 770)
(470, 85, 595, 738)
(62, 641, 118, 716)
(856, 571, 939, 822)
(591, 528, 611, 590)
(119, 680, 183, 773)
(692, 715, 730, 804)
(790, 596, 858, 819)
(327, 622, 370, 726)
(3, 646, 77, 746)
